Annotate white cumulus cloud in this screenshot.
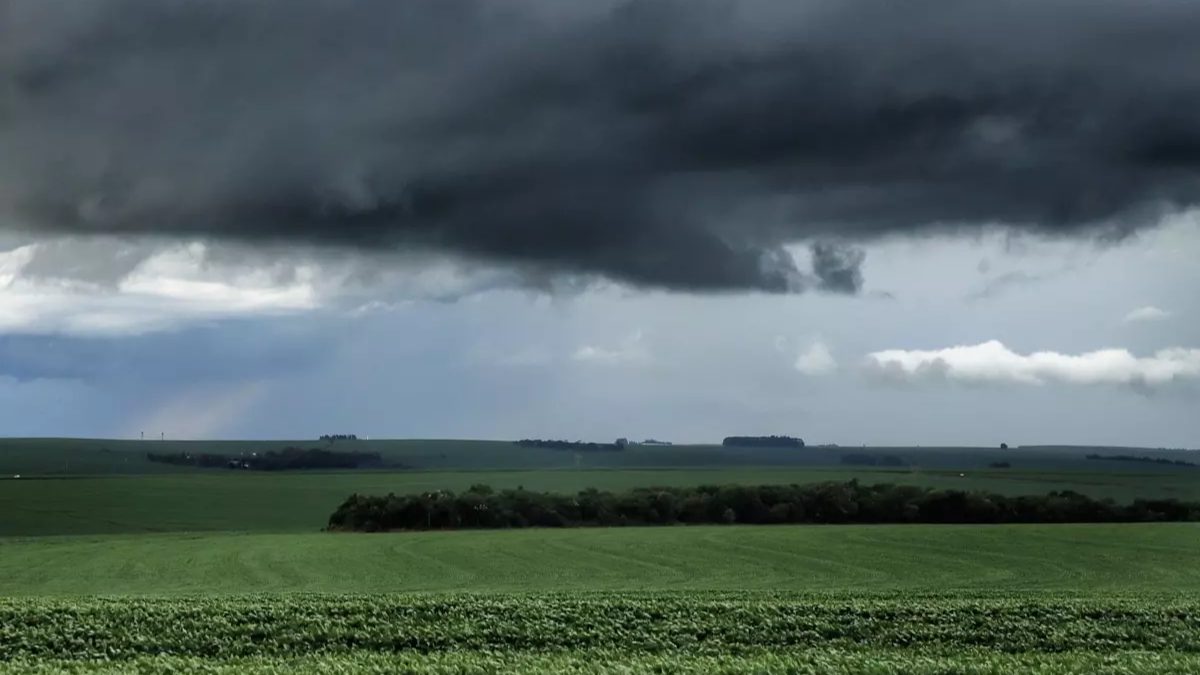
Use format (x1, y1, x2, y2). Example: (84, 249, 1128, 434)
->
(865, 340, 1200, 389)
(1123, 306, 1172, 323)
(0, 237, 526, 337)
(0, 242, 318, 336)
(794, 341, 837, 375)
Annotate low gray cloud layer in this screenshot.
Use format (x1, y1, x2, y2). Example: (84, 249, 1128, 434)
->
(0, 322, 328, 383)
(4, 0, 1200, 293)
(0, 219, 1194, 444)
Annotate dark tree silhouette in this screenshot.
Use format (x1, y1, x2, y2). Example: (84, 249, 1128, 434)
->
(722, 436, 805, 448)
(148, 447, 382, 471)
(327, 481, 1200, 532)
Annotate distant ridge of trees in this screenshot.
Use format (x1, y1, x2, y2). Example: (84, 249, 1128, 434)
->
(320, 434, 359, 441)
(1086, 454, 1197, 468)
(327, 481, 1200, 532)
(514, 439, 625, 452)
(148, 447, 383, 471)
(722, 435, 805, 448)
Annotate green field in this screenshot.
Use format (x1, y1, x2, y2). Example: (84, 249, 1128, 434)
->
(4, 436, 1195, 475)
(6, 466, 1200, 536)
(1, 523, 1197, 596)
(4, 594, 1200, 673)
(4, 438, 1200, 673)
(9, 650, 1200, 675)
(4, 524, 1200, 673)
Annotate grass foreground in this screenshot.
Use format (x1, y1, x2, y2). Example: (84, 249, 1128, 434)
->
(2, 594, 1198, 674)
(7, 651, 1200, 675)
(4, 524, 1199, 673)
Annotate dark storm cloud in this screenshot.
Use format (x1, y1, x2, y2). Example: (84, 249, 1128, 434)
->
(3, 0, 1200, 292)
(810, 243, 865, 294)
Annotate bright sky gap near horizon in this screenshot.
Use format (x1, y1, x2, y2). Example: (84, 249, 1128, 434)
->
(1, 0, 1199, 446)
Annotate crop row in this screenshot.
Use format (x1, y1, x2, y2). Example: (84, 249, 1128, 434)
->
(1, 594, 1198, 660)
(4, 649, 1200, 674)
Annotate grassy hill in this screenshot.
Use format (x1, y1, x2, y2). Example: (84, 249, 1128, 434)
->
(2, 437, 1196, 476)
(6, 466, 1200, 537)
(5, 437, 1200, 674)
(2, 522, 1196, 596)
(3, 437, 1199, 537)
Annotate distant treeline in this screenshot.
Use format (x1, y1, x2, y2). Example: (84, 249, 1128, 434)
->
(320, 434, 359, 441)
(326, 481, 1200, 532)
(514, 439, 624, 452)
(722, 435, 805, 448)
(148, 447, 382, 471)
(1086, 453, 1197, 468)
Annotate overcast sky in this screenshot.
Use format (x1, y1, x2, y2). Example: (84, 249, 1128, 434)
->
(1, 0, 1198, 446)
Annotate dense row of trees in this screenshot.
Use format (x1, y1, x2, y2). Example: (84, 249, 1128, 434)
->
(840, 453, 907, 467)
(320, 434, 359, 441)
(1086, 454, 1197, 468)
(149, 447, 382, 471)
(513, 439, 624, 451)
(326, 481, 1200, 532)
(722, 435, 805, 448)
